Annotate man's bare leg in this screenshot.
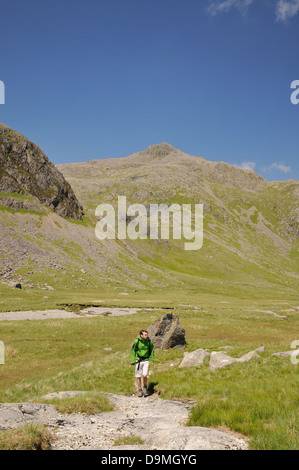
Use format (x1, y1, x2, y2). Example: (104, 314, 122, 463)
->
(136, 377, 143, 396)
(142, 375, 148, 396)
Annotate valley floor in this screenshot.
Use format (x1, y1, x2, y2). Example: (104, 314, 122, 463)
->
(0, 292, 298, 450)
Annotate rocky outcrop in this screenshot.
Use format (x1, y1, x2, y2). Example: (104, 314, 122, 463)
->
(209, 352, 238, 370)
(147, 313, 186, 349)
(272, 349, 299, 357)
(139, 142, 175, 157)
(209, 349, 261, 371)
(0, 123, 83, 219)
(179, 348, 210, 368)
(178, 347, 264, 370)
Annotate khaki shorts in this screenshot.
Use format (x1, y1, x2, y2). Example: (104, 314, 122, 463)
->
(135, 360, 149, 378)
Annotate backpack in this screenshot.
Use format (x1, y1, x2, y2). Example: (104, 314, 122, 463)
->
(134, 336, 152, 361)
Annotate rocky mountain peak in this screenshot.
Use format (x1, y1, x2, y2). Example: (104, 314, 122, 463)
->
(140, 142, 176, 157)
(0, 123, 83, 220)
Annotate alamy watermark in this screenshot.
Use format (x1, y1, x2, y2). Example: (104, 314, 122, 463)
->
(0, 80, 5, 104)
(95, 196, 203, 251)
(290, 80, 299, 105)
(0, 341, 4, 364)
(290, 340, 299, 365)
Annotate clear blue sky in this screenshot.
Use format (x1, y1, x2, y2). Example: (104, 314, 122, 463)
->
(1, 0, 299, 181)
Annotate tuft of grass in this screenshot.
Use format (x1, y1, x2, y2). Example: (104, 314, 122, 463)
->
(42, 392, 114, 415)
(0, 423, 52, 450)
(113, 435, 144, 446)
(185, 358, 299, 450)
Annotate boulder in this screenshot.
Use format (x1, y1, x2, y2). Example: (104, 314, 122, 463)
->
(9, 282, 22, 289)
(147, 313, 186, 350)
(255, 346, 266, 353)
(272, 349, 299, 357)
(236, 350, 260, 363)
(209, 348, 261, 370)
(179, 348, 210, 368)
(209, 352, 237, 371)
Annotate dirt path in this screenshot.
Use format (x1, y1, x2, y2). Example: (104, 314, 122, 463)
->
(0, 392, 248, 450)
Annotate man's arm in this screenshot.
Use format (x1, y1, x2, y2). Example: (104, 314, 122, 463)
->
(150, 340, 155, 363)
(131, 339, 137, 364)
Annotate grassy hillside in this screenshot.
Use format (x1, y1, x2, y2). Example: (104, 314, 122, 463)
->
(56, 143, 299, 297)
(1, 142, 298, 307)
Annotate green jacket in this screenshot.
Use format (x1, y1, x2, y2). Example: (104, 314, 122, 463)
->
(131, 335, 155, 364)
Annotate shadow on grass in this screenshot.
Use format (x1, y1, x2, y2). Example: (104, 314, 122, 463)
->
(147, 381, 159, 396)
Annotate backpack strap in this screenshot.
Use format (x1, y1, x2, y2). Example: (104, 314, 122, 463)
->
(133, 337, 152, 369)
(136, 337, 151, 360)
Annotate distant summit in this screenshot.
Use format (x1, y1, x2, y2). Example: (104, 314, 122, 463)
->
(121, 141, 199, 166)
(140, 142, 176, 157)
(0, 123, 83, 219)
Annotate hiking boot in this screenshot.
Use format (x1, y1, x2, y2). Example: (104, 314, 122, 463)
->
(137, 389, 143, 397)
(142, 386, 148, 397)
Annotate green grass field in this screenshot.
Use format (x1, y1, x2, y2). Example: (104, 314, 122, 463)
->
(0, 285, 298, 450)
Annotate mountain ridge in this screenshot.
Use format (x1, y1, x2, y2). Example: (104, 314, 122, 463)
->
(57, 141, 267, 193)
(0, 124, 298, 297)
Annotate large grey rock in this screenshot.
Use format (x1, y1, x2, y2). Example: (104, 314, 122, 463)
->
(209, 352, 237, 371)
(8, 282, 22, 289)
(236, 350, 260, 363)
(255, 346, 266, 353)
(179, 348, 210, 368)
(209, 349, 261, 370)
(147, 313, 186, 350)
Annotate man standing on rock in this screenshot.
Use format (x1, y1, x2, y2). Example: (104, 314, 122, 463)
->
(131, 330, 154, 397)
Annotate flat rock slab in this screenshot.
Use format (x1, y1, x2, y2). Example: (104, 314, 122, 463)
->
(79, 307, 140, 317)
(248, 310, 288, 320)
(0, 394, 248, 451)
(272, 349, 299, 357)
(0, 403, 60, 429)
(0, 307, 141, 321)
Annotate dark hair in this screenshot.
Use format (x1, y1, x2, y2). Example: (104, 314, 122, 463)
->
(139, 330, 148, 336)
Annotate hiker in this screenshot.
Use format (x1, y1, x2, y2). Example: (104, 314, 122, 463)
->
(131, 330, 154, 397)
